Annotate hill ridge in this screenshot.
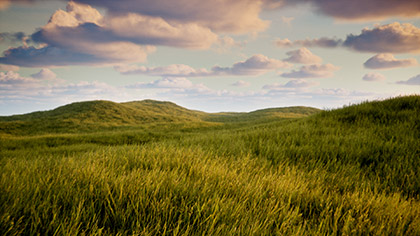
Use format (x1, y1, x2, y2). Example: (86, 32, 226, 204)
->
(0, 99, 320, 135)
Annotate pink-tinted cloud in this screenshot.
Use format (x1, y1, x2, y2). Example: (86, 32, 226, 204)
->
(344, 22, 420, 54)
(116, 54, 292, 77)
(362, 72, 386, 82)
(0, 64, 19, 71)
(275, 37, 342, 48)
(397, 74, 420, 85)
(284, 48, 322, 64)
(285, 0, 420, 21)
(212, 54, 292, 76)
(364, 54, 418, 69)
(281, 64, 339, 78)
(30, 68, 57, 80)
(72, 0, 269, 34)
(0, 1, 226, 67)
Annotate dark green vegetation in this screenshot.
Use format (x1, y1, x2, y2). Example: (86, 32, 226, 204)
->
(1, 96, 419, 235)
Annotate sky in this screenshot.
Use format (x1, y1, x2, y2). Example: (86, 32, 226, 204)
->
(0, 0, 419, 115)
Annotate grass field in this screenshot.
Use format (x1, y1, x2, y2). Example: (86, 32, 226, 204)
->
(1, 96, 419, 235)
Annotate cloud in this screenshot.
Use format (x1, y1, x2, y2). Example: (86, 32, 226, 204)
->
(0, 1, 227, 67)
(0, 32, 29, 45)
(289, 0, 420, 21)
(281, 16, 294, 26)
(127, 77, 195, 89)
(364, 53, 418, 69)
(276, 23, 420, 55)
(30, 68, 57, 80)
(231, 80, 251, 87)
(115, 64, 211, 77)
(263, 79, 319, 90)
(104, 13, 219, 49)
(72, 0, 269, 34)
(343, 22, 420, 54)
(396, 74, 420, 85)
(212, 54, 292, 76)
(362, 73, 386, 82)
(281, 63, 340, 78)
(0, 64, 19, 71)
(284, 48, 322, 64)
(116, 54, 291, 77)
(275, 37, 342, 48)
(0, 71, 38, 87)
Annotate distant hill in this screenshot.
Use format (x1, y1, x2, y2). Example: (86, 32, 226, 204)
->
(205, 106, 320, 123)
(0, 100, 320, 135)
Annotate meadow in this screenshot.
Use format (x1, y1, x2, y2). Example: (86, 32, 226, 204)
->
(0, 96, 419, 235)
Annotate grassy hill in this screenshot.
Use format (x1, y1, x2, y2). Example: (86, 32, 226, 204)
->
(0, 99, 319, 135)
(0, 95, 419, 235)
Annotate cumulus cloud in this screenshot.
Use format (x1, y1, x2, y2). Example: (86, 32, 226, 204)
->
(72, 0, 269, 34)
(104, 13, 218, 49)
(281, 63, 340, 78)
(276, 23, 420, 55)
(231, 80, 251, 87)
(396, 74, 420, 85)
(116, 54, 291, 77)
(344, 22, 420, 54)
(362, 73, 386, 82)
(0, 71, 38, 87)
(212, 54, 292, 76)
(364, 53, 418, 69)
(284, 48, 322, 64)
(275, 37, 342, 48)
(0, 1, 229, 67)
(30, 68, 57, 80)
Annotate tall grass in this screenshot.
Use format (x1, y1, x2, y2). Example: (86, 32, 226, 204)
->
(0, 95, 419, 235)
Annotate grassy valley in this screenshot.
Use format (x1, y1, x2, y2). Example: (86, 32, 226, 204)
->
(0, 96, 419, 235)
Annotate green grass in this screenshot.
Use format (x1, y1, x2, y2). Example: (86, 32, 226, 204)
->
(0, 96, 419, 235)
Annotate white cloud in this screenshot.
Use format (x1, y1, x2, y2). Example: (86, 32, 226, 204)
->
(116, 54, 291, 77)
(212, 54, 292, 76)
(126, 77, 195, 89)
(364, 53, 418, 69)
(0, 71, 37, 87)
(231, 80, 251, 87)
(284, 48, 322, 64)
(281, 63, 340, 78)
(30, 68, 57, 80)
(362, 73, 386, 82)
(396, 74, 420, 86)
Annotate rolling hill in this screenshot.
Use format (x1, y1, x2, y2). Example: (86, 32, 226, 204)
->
(0, 99, 320, 135)
(1, 95, 419, 235)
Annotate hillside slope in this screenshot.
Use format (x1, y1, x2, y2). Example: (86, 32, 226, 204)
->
(0, 100, 320, 135)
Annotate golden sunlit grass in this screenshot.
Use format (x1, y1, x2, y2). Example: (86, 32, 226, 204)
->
(1, 96, 419, 235)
